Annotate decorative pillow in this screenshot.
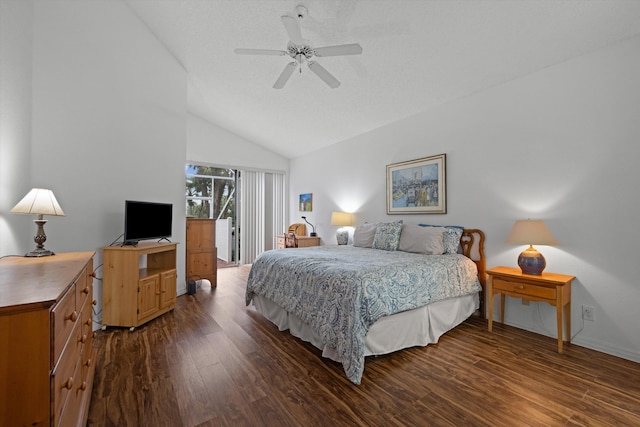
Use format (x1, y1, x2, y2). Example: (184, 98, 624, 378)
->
(353, 223, 378, 248)
(398, 224, 446, 255)
(372, 220, 403, 251)
(442, 228, 464, 254)
(419, 224, 464, 254)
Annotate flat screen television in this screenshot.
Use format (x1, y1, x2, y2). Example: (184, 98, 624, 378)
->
(124, 200, 173, 245)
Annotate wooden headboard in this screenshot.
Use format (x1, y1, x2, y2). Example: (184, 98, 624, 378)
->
(461, 229, 486, 317)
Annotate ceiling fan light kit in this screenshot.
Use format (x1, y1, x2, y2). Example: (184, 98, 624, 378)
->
(235, 4, 362, 89)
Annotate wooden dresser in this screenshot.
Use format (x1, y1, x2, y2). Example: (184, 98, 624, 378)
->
(186, 218, 217, 285)
(0, 252, 96, 427)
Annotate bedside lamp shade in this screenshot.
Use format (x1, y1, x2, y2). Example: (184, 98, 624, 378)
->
(11, 188, 65, 257)
(331, 211, 354, 245)
(506, 219, 558, 275)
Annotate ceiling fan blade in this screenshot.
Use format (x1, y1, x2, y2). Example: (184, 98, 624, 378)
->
(314, 43, 363, 57)
(281, 14, 305, 45)
(234, 48, 286, 56)
(308, 61, 340, 88)
(273, 62, 297, 89)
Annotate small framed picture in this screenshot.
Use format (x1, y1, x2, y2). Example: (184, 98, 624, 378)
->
(386, 154, 446, 214)
(299, 193, 312, 212)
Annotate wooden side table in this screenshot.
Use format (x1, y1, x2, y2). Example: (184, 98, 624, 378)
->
(486, 266, 575, 353)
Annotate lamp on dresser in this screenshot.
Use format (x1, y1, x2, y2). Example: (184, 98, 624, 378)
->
(10, 188, 65, 257)
(331, 211, 354, 245)
(506, 219, 558, 275)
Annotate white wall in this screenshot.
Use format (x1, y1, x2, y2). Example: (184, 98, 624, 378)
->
(290, 36, 640, 362)
(0, 1, 290, 290)
(187, 114, 288, 172)
(0, 0, 33, 255)
(32, 0, 188, 295)
(1, 0, 189, 314)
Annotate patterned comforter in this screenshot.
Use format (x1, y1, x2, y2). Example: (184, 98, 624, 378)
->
(245, 245, 481, 384)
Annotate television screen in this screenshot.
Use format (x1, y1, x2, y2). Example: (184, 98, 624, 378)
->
(124, 200, 172, 244)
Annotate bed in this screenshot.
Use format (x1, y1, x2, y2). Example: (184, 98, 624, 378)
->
(245, 223, 486, 384)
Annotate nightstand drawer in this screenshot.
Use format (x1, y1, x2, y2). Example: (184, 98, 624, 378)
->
(492, 277, 556, 300)
(296, 237, 320, 248)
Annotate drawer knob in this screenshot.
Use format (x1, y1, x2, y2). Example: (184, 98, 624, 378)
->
(65, 311, 78, 322)
(92, 299, 97, 306)
(80, 334, 87, 344)
(517, 285, 525, 290)
(85, 318, 91, 327)
(82, 286, 90, 294)
(63, 377, 74, 390)
(85, 358, 92, 367)
(80, 381, 87, 391)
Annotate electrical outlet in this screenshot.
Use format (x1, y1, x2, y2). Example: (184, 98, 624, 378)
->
(582, 305, 595, 321)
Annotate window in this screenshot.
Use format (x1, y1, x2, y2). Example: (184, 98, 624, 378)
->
(185, 165, 236, 220)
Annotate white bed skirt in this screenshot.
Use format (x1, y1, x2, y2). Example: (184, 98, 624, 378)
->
(251, 293, 479, 362)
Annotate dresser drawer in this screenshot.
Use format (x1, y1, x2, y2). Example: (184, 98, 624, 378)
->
(52, 284, 78, 363)
(52, 319, 82, 426)
(80, 292, 94, 371)
(492, 277, 556, 300)
(80, 297, 93, 346)
(75, 266, 91, 311)
(58, 352, 83, 427)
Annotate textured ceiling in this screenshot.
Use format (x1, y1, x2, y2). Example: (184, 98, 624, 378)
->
(126, 0, 640, 159)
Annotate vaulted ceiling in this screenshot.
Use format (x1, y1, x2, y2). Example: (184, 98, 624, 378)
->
(126, 0, 640, 159)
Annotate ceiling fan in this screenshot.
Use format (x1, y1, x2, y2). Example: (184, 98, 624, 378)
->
(234, 5, 363, 89)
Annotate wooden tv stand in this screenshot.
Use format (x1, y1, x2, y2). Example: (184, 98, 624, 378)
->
(102, 242, 177, 330)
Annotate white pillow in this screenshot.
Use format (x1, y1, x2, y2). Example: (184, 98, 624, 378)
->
(398, 224, 446, 255)
(353, 223, 377, 248)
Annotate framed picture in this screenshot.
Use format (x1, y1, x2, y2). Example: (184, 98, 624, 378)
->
(386, 154, 446, 214)
(299, 193, 312, 212)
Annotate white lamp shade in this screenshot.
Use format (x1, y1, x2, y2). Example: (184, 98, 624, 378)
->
(331, 211, 354, 227)
(506, 219, 557, 246)
(11, 188, 65, 216)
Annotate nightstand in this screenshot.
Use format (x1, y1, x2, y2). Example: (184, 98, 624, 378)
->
(486, 266, 575, 353)
(276, 235, 321, 249)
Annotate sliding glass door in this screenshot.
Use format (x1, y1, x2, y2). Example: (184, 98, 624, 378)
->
(186, 165, 238, 267)
(186, 164, 286, 267)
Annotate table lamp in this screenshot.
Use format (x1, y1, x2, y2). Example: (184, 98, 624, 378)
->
(331, 211, 354, 245)
(10, 188, 65, 257)
(301, 216, 317, 236)
(506, 219, 558, 275)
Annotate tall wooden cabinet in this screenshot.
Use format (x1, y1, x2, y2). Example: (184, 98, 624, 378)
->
(102, 242, 177, 330)
(186, 218, 217, 286)
(0, 252, 96, 427)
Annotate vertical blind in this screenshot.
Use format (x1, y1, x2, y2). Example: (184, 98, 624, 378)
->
(239, 170, 286, 264)
(271, 172, 287, 248)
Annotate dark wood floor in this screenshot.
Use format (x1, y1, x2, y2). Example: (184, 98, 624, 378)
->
(87, 265, 640, 426)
